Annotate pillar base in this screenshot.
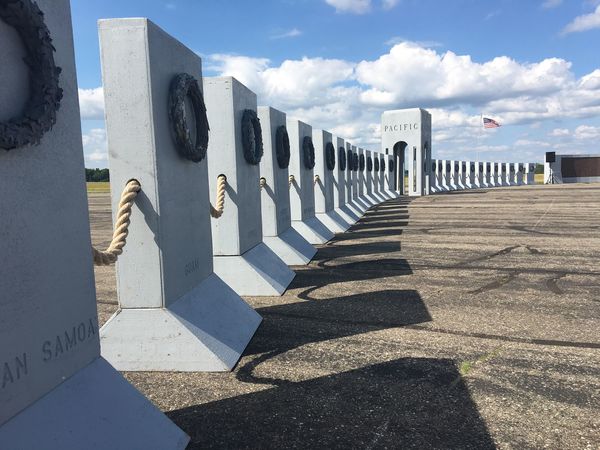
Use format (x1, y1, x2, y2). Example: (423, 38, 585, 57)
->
(0, 357, 189, 449)
(100, 273, 261, 371)
(291, 217, 335, 245)
(316, 211, 351, 233)
(263, 227, 316, 266)
(214, 242, 295, 296)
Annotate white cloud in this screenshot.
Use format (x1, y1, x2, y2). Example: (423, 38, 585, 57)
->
(270, 28, 302, 39)
(514, 139, 551, 147)
(562, 5, 600, 35)
(549, 128, 570, 136)
(542, 0, 562, 9)
(82, 128, 108, 167)
(325, 0, 371, 14)
(574, 124, 600, 139)
(78, 87, 105, 120)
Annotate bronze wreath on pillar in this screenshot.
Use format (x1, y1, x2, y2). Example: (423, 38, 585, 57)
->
(389, 159, 394, 172)
(346, 149, 353, 171)
(352, 153, 359, 172)
(168, 73, 210, 162)
(338, 146, 346, 171)
(380, 157, 386, 172)
(302, 136, 315, 169)
(241, 109, 263, 165)
(367, 156, 373, 172)
(374, 157, 380, 171)
(325, 142, 335, 171)
(275, 125, 290, 169)
(0, 0, 63, 151)
(359, 154, 365, 171)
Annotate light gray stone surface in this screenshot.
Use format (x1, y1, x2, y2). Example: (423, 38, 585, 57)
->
(381, 108, 432, 196)
(0, 7, 187, 449)
(288, 119, 334, 244)
(204, 77, 295, 293)
(98, 19, 260, 370)
(258, 106, 316, 265)
(332, 136, 356, 226)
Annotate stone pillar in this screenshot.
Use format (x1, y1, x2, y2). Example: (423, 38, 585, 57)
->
(345, 142, 363, 216)
(204, 77, 295, 295)
(474, 162, 482, 188)
(525, 163, 536, 184)
(314, 129, 347, 233)
(288, 118, 335, 244)
(258, 106, 316, 265)
(99, 20, 262, 371)
(505, 162, 514, 186)
(515, 163, 523, 185)
(0, 10, 188, 448)
(457, 161, 466, 189)
(332, 136, 358, 224)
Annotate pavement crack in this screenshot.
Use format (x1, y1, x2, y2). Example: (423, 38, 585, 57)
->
(469, 272, 519, 294)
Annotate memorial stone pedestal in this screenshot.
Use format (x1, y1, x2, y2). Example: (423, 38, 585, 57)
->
(288, 118, 335, 244)
(99, 20, 261, 371)
(0, 7, 188, 449)
(314, 129, 348, 233)
(204, 77, 295, 295)
(258, 106, 317, 265)
(333, 137, 359, 225)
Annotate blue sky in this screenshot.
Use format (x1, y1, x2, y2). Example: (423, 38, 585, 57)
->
(73, 0, 600, 168)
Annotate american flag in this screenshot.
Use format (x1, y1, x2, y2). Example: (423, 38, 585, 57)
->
(483, 117, 501, 129)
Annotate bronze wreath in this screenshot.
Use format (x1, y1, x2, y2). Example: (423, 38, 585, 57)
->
(168, 73, 209, 162)
(338, 146, 346, 171)
(0, 0, 63, 151)
(380, 157, 386, 172)
(302, 136, 315, 169)
(346, 149, 353, 171)
(241, 109, 263, 165)
(389, 159, 394, 172)
(367, 156, 373, 172)
(374, 157, 380, 171)
(325, 141, 335, 170)
(275, 125, 290, 169)
(359, 154, 365, 171)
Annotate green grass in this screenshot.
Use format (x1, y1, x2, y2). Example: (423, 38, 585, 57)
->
(87, 182, 110, 193)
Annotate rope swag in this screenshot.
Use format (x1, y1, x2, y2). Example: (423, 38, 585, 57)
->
(367, 156, 373, 172)
(338, 146, 347, 171)
(275, 125, 290, 169)
(168, 73, 209, 162)
(302, 136, 315, 169)
(0, 0, 63, 151)
(359, 154, 365, 171)
(241, 109, 264, 165)
(325, 142, 335, 171)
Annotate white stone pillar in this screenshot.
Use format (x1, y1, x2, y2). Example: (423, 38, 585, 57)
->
(314, 129, 348, 233)
(258, 106, 316, 264)
(0, 11, 188, 448)
(525, 163, 536, 184)
(332, 137, 359, 223)
(99, 20, 263, 373)
(204, 77, 295, 295)
(288, 118, 335, 244)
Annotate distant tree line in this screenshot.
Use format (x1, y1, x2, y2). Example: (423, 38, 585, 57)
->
(86, 168, 110, 182)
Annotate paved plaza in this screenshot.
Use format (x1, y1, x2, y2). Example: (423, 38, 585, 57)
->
(90, 183, 600, 449)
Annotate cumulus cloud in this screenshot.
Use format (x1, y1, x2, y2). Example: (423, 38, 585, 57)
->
(549, 128, 570, 136)
(574, 124, 600, 139)
(78, 87, 105, 120)
(82, 128, 108, 167)
(562, 5, 600, 35)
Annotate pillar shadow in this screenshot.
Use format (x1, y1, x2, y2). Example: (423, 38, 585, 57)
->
(169, 357, 495, 449)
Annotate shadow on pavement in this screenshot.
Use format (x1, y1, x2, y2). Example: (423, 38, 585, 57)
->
(169, 357, 496, 450)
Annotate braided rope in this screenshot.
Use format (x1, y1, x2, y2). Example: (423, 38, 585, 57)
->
(92, 179, 141, 266)
(210, 174, 227, 218)
(314, 174, 320, 185)
(289, 174, 295, 188)
(259, 177, 267, 189)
